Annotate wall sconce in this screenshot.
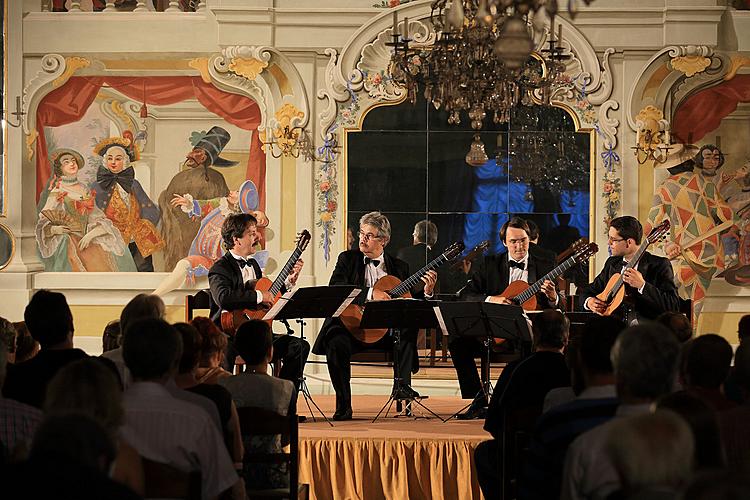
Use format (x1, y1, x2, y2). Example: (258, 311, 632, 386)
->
(5, 96, 26, 128)
(632, 117, 673, 164)
(262, 125, 340, 163)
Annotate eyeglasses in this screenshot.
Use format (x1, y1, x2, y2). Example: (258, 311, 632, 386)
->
(608, 237, 626, 243)
(358, 230, 383, 242)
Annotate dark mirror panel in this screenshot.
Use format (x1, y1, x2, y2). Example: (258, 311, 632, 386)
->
(346, 96, 591, 295)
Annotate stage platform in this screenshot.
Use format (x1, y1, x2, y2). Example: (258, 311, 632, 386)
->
(298, 395, 488, 500)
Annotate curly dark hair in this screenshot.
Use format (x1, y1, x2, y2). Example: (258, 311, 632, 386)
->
(221, 213, 257, 250)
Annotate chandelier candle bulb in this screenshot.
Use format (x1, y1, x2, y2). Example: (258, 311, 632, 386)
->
(403, 17, 409, 39)
(392, 11, 398, 36)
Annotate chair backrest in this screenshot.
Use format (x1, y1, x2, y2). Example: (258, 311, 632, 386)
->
(185, 289, 213, 322)
(236, 404, 298, 496)
(141, 457, 201, 500)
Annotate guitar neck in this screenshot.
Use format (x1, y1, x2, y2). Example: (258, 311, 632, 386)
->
(514, 256, 578, 304)
(269, 247, 304, 295)
(388, 254, 449, 298)
(606, 241, 650, 302)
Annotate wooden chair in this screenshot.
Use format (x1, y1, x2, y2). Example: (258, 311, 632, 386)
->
(142, 457, 202, 500)
(236, 406, 309, 500)
(185, 289, 212, 322)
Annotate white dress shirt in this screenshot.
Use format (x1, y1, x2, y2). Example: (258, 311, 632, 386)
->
(364, 253, 388, 300)
(229, 249, 265, 304)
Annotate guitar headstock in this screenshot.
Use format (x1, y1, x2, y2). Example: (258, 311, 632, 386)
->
(474, 240, 490, 254)
(647, 220, 670, 244)
(296, 229, 312, 251)
(573, 242, 599, 263)
(444, 241, 466, 260)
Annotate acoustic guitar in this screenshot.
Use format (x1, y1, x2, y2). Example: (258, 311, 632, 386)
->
(340, 241, 465, 344)
(498, 240, 599, 310)
(595, 220, 670, 316)
(221, 229, 311, 335)
(450, 240, 490, 271)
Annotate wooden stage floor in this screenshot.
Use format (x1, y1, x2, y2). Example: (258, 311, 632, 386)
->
(298, 395, 488, 500)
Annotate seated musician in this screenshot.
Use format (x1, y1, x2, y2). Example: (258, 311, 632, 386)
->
(580, 215, 680, 324)
(452, 216, 563, 419)
(208, 213, 310, 390)
(312, 211, 437, 421)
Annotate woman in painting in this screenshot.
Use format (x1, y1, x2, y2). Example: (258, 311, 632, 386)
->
(35, 149, 137, 272)
(152, 179, 268, 296)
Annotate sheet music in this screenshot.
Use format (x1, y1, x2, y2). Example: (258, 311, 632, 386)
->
(433, 306, 449, 337)
(333, 289, 361, 318)
(263, 291, 293, 320)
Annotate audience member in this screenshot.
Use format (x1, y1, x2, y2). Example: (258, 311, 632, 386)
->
(561, 322, 681, 500)
(518, 316, 624, 500)
(45, 358, 145, 496)
(12, 321, 39, 363)
(718, 342, 750, 471)
(738, 314, 750, 344)
(192, 316, 233, 383)
(120, 317, 241, 499)
(683, 469, 750, 500)
(475, 310, 571, 500)
(725, 315, 750, 404)
(0, 317, 16, 364)
(3, 290, 88, 408)
(101, 293, 166, 389)
(680, 334, 736, 411)
(102, 319, 122, 353)
(656, 311, 693, 343)
(0, 414, 140, 499)
(657, 391, 726, 470)
(173, 322, 243, 466)
(220, 319, 295, 490)
(606, 410, 694, 500)
(0, 339, 42, 460)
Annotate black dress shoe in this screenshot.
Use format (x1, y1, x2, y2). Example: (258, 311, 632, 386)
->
(332, 408, 353, 421)
(455, 401, 488, 420)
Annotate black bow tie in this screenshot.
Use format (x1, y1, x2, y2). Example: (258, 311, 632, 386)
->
(236, 257, 256, 269)
(96, 166, 135, 193)
(365, 257, 380, 267)
(508, 260, 525, 270)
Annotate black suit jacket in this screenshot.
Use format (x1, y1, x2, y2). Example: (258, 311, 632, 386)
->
(208, 252, 265, 322)
(312, 249, 410, 355)
(578, 251, 680, 321)
(460, 251, 563, 309)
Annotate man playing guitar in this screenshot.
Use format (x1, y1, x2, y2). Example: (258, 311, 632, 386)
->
(208, 212, 309, 389)
(580, 215, 680, 324)
(452, 216, 563, 419)
(312, 211, 437, 421)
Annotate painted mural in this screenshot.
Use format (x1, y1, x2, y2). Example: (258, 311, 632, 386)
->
(33, 75, 267, 281)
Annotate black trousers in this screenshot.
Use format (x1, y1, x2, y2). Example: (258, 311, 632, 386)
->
(324, 324, 417, 412)
(448, 335, 485, 399)
(224, 333, 310, 390)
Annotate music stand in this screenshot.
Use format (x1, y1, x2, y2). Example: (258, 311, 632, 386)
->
(359, 299, 444, 422)
(435, 301, 532, 422)
(265, 285, 360, 426)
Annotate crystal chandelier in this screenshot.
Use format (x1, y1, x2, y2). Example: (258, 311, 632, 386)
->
(388, 0, 593, 131)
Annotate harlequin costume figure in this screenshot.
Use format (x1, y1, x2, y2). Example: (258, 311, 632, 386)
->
(645, 143, 736, 324)
(93, 132, 165, 272)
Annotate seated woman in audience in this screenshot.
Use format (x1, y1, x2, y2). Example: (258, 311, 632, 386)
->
(220, 320, 295, 490)
(0, 318, 16, 364)
(173, 322, 243, 467)
(44, 358, 144, 496)
(102, 319, 121, 353)
(192, 316, 233, 382)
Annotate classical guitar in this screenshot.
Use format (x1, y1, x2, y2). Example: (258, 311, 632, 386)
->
(221, 229, 311, 335)
(340, 241, 465, 344)
(450, 240, 490, 271)
(595, 220, 670, 316)
(498, 240, 599, 310)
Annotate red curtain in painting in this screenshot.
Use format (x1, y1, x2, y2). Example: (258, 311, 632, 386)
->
(672, 75, 750, 145)
(35, 76, 266, 209)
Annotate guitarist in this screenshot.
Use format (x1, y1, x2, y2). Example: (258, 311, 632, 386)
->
(580, 216, 680, 324)
(208, 212, 309, 389)
(312, 211, 437, 421)
(452, 216, 563, 419)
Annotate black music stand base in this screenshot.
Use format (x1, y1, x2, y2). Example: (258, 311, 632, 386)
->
(295, 319, 333, 426)
(446, 336, 495, 422)
(373, 329, 443, 423)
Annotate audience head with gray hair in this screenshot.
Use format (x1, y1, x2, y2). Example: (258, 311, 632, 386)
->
(611, 322, 680, 403)
(413, 220, 438, 248)
(120, 294, 165, 337)
(606, 410, 694, 498)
